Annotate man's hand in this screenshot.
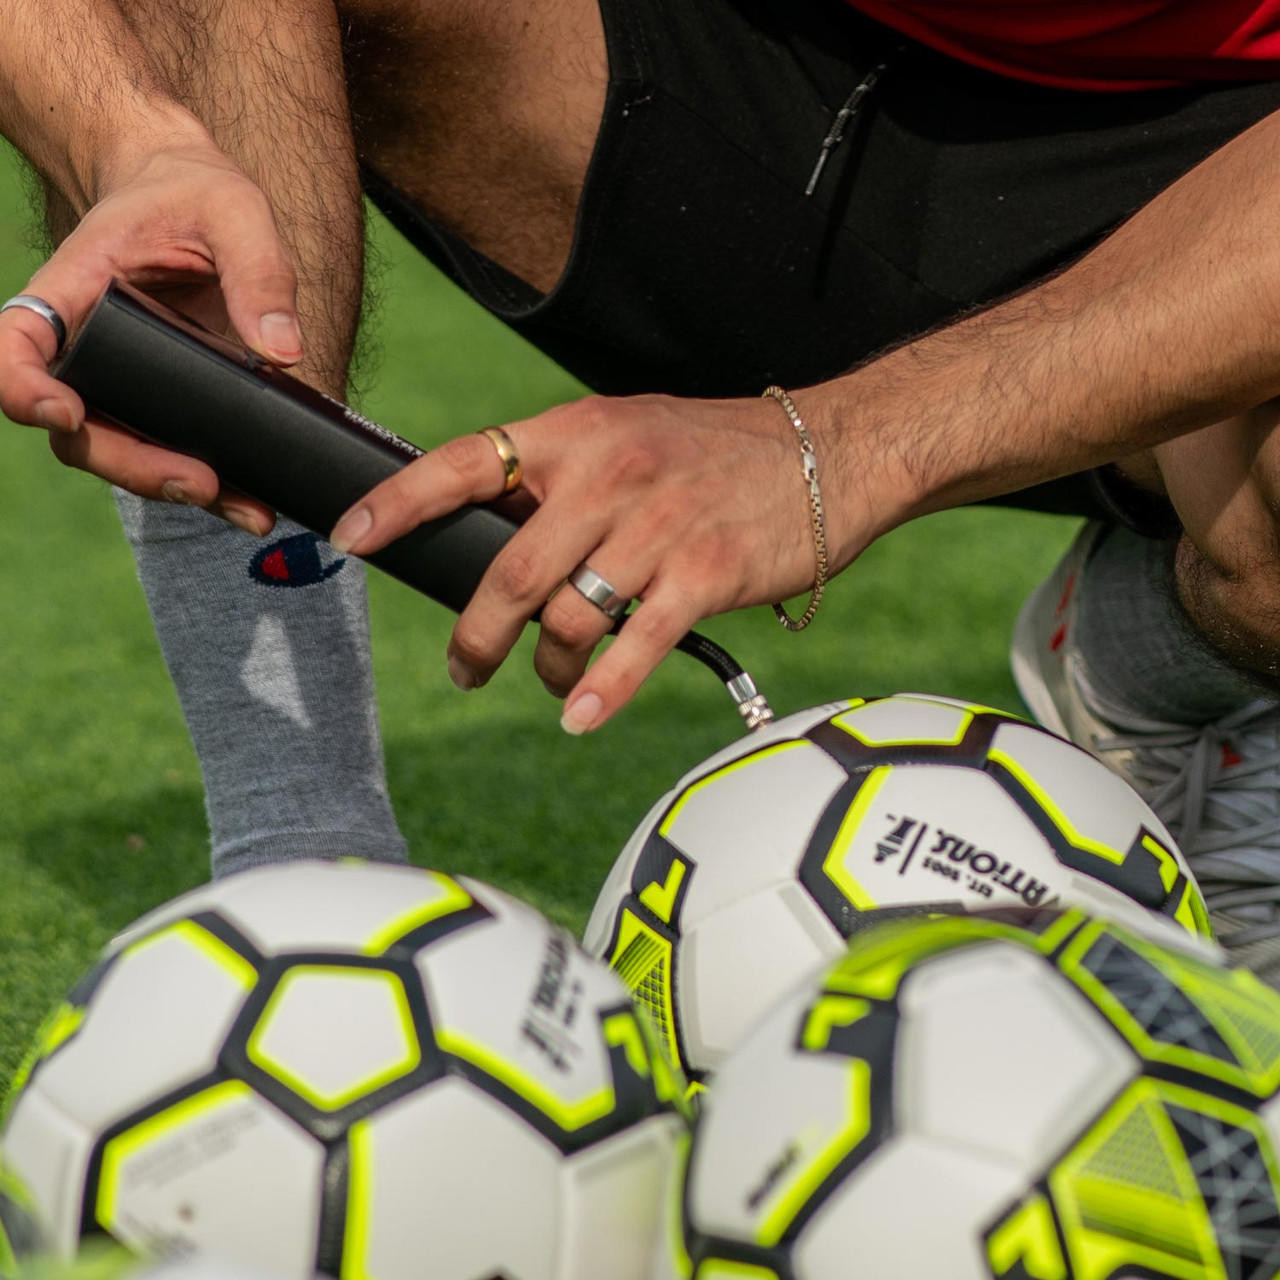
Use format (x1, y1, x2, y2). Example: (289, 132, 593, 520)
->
(0, 137, 302, 533)
(0, 0, 362, 537)
(329, 392, 899, 733)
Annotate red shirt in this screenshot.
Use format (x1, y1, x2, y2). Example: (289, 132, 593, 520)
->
(845, 1, 1280, 90)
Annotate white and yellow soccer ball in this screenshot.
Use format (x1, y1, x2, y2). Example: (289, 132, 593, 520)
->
(659, 908, 1280, 1280)
(584, 694, 1212, 1082)
(2, 861, 687, 1280)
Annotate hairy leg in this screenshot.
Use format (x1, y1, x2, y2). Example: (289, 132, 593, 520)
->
(35, 0, 407, 875)
(112, 0, 364, 391)
(339, 0, 606, 294)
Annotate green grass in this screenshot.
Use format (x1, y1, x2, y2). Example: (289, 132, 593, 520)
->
(0, 142, 1081, 1093)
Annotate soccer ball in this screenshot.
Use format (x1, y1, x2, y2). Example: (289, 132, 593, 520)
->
(2, 860, 687, 1280)
(584, 694, 1211, 1081)
(659, 908, 1280, 1280)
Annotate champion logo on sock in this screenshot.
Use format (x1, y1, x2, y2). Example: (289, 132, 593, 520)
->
(249, 532, 346, 588)
(1222, 741, 1244, 770)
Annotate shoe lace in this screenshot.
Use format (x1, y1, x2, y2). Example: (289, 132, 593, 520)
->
(1094, 699, 1280, 948)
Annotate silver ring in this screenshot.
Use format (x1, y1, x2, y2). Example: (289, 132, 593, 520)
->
(568, 561, 630, 621)
(1, 294, 67, 356)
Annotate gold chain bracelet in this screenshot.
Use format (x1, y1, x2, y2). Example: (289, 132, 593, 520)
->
(762, 385, 828, 631)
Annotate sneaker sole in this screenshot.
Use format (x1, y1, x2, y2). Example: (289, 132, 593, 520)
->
(1009, 522, 1105, 744)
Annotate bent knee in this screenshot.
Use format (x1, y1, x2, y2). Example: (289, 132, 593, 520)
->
(1177, 528, 1280, 648)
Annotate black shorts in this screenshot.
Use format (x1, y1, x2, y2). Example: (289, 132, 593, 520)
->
(363, 0, 1280, 525)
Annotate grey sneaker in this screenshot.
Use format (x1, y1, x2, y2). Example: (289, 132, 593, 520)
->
(1011, 521, 1280, 981)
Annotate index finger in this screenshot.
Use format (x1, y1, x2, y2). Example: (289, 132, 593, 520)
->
(0, 308, 84, 431)
(329, 430, 518, 554)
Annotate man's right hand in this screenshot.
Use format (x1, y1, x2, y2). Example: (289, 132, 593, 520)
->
(0, 135, 299, 535)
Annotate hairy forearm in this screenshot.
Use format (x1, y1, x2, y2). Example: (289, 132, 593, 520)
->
(816, 107, 1280, 562)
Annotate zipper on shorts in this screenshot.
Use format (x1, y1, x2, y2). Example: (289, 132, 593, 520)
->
(805, 61, 889, 198)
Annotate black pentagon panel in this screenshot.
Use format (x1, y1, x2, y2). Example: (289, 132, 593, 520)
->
(1079, 934, 1236, 1067)
(220, 953, 447, 1143)
(804, 705, 1004, 773)
(1167, 1105, 1280, 1280)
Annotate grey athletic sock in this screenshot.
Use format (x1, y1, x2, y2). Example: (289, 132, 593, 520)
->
(1075, 525, 1265, 725)
(115, 491, 408, 878)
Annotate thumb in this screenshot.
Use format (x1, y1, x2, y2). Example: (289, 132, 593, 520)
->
(205, 179, 303, 365)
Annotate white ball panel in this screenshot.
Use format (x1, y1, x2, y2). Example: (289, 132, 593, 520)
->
(822, 765, 1063, 913)
(355, 1079, 559, 1280)
(688, 994, 855, 1243)
(898, 943, 1137, 1165)
(671, 743, 848, 928)
(791, 1135, 1024, 1280)
(36, 931, 248, 1133)
(559, 1116, 685, 1280)
(989, 723, 1185, 863)
(101, 1088, 324, 1280)
(189, 861, 468, 956)
(110, 885, 225, 953)
(681, 886, 836, 1071)
(2, 1085, 94, 1258)
(110, 861, 470, 958)
(831, 696, 975, 746)
(416, 912, 621, 1120)
(250, 968, 417, 1107)
(588, 703, 859, 962)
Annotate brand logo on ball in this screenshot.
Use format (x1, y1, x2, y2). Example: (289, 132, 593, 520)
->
(521, 931, 585, 1074)
(248, 532, 346, 588)
(873, 812, 1059, 908)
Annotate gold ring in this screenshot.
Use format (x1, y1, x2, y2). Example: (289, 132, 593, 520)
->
(478, 426, 522, 494)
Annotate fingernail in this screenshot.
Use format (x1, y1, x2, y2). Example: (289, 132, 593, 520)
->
(161, 481, 194, 505)
(34, 399, 73, 431)
(448, 654, 477, 691)
(561, 691, 603, 736)
(224, 508, 266, 537)
(260, 312, 303, 362)
(330, 506, 372, 553)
